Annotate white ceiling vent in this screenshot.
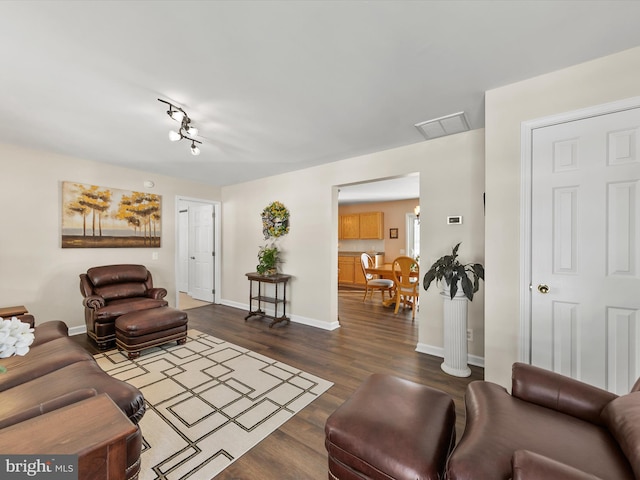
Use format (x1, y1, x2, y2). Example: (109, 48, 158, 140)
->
(414, 112, 470, 140)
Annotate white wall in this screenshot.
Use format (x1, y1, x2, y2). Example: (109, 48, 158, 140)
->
(485, 45, 640, 387)
(220, 129, 486, 357)
(0, 143, 220, 332)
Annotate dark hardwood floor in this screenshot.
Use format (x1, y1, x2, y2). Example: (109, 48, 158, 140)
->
(73, 288, 484, 480)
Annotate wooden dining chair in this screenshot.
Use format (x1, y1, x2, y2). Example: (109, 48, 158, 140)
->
(391, 256, 419, 319)
(360, 253, 394, 302)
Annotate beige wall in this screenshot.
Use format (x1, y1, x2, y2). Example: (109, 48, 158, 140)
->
(485, 45, 640, 387)
(0, 143, 220, 332)
(220, 129, 485, 357)
(338, 199, 420, 262)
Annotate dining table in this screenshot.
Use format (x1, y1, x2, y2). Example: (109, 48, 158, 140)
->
(365, 264, 419, 307)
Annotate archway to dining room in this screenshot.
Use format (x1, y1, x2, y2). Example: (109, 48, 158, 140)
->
(335, 174, 421, 337)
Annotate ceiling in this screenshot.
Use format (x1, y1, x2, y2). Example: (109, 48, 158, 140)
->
(2, 1, 640, 188)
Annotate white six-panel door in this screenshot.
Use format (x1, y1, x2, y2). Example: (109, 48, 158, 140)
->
(531, 107, 640, 394)
(189, 203, 214, 303)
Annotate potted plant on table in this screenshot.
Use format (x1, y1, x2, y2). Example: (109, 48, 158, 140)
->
(423, 242, 484, 377)
(256, 244, 280, 276)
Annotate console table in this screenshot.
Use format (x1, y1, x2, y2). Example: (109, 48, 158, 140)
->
(0, 305, 28, 318)
(245, 272, 291, 327)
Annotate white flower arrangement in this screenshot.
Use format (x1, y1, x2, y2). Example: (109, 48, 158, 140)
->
(0, 316, 35, 359)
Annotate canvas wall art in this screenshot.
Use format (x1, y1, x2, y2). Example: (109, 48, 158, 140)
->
(61, 182, 161, 248)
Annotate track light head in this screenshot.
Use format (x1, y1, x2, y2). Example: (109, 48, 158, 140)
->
(190, 141, 201, 156)
(169, 109, 185, 123)
(168, 130, 182, 142)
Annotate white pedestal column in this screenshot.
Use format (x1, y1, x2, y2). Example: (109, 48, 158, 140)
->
(441, 289, 471, 377)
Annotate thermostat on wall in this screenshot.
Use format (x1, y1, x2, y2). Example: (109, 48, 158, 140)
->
(447, 216, 463, 225)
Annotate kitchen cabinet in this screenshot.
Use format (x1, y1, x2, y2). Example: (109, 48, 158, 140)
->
(338, 212, 383, 240)
(338, 256, 356, 284)
(339, 214, 360, 239)
(338, 255, 368, 285)
(359, 212, 384, 239)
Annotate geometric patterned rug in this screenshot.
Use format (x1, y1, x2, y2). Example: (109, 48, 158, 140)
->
(93, 330, 333, 480)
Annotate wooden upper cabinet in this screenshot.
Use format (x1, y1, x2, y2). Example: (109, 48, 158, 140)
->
(359, 212, 384, 239)
(340, 214, 360, 239)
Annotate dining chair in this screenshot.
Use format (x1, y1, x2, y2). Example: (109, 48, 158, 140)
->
(391, 256, 419, 319)
(360, 253, 394, 303)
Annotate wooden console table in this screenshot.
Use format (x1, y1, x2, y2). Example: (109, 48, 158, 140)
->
(245, 272, 291, 327)
(0, 305, 28, 318)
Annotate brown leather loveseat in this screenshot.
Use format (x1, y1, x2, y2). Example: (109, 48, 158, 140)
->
(0, 319, 145, 480)
(80, 264, 168, 349)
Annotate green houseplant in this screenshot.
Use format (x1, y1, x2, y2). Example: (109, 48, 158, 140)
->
(256, 244, 280, 275)
(423, 242, 484, 300)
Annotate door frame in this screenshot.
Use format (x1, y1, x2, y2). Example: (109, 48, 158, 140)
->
(175, 196, 221, 307)
(519, 95, 640, 363)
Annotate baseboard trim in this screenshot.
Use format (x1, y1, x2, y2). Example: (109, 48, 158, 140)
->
(219, 299, 340, 331)
(415, 342, 485, 368)
(69, 325, 87, 336)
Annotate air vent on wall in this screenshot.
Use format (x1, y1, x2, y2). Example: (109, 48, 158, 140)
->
(414, 112, 470, 140)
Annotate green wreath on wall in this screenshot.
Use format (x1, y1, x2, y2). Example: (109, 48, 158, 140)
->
(261, 201, 290, 239)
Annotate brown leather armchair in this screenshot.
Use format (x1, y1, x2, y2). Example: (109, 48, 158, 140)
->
(80, 264, 168, 349)
(326, 364, 640, 480)
(446, 363, 640, 479)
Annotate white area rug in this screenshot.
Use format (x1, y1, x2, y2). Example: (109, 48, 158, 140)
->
(94, 330, 333, 480)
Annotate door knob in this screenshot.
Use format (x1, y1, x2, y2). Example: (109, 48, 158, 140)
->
(190, 256, 195, 260)
(537, 284, 549, 294)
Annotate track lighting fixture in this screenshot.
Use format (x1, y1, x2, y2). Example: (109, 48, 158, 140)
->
(158, 98, 202, 155)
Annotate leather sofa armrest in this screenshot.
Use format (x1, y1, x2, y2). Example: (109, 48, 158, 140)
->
(511, 363, 617, 425)
(512, 450, 603, 480)
(16, 314, 35, 327)
(147, 287, 167, 300)
(83, 295, 106, 310)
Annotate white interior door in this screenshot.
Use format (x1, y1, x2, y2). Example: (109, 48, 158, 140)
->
(530, 107, 640, 393)
(189, 203, 214, 302)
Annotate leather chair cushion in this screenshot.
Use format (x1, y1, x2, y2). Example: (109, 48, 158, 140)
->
(601, 392, 640, 478)
(94, 298, 168, 322)
(116, 307, 188, 337)
(512, 450, 604, 480)
(95, 282, 148, 301)
(446, 381, 633, 480)
(325, 374, 455, 480)
(87, 264, 149, 287)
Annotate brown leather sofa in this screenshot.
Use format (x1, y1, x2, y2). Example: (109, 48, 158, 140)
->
(446, 362, 640, 479)
(0, 319, 145, 480)
(80, 264, 168, 349)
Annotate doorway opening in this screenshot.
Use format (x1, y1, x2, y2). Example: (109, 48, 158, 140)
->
(175, 196, 221, 310)
(336, 174, 420, 326)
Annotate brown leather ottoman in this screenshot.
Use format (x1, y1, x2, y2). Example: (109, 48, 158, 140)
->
(115, 307, 188, 359)
(325, 374, 456, 480)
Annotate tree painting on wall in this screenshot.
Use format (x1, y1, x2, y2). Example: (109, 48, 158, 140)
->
(61, 181, 161, 248)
